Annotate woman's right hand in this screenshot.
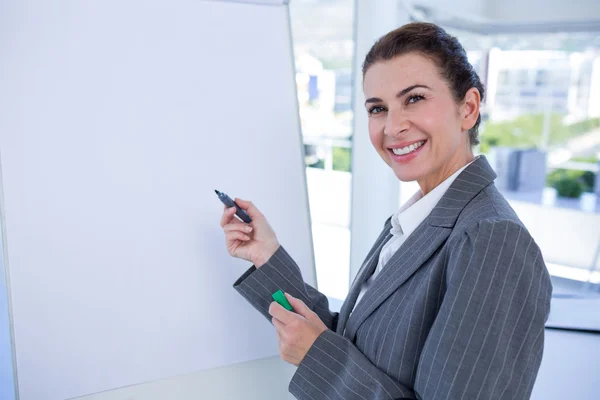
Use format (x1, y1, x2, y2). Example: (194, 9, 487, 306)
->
(220, 198, 280, 268)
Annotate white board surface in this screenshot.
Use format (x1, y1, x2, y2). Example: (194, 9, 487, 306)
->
(0, 1, 315, 399)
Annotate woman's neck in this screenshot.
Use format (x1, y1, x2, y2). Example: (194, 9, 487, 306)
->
(418, 151, 474, 195)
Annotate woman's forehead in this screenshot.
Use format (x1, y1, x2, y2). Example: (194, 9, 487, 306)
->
(363, 54, 441, 93)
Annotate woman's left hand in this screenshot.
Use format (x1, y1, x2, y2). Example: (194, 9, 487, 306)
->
(269, 293, 328, 366)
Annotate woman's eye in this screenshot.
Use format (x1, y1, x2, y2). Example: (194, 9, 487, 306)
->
(368, 106, 385, 115)
(407, 95, 425, 104)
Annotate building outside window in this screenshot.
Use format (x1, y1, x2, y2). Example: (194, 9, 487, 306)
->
(445, 29, 600, 303)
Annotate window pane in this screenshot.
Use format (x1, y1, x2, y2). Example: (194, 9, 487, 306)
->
(446, 28, 600, 306)
(290, 0, 356, 300)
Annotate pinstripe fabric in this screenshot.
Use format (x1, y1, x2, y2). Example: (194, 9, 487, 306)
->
(234, 156, 552, 399)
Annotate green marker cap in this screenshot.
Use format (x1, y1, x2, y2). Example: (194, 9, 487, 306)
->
(272, 290, 293, 311)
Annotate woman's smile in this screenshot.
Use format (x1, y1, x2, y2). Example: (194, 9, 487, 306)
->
(387, 139, 428, 164)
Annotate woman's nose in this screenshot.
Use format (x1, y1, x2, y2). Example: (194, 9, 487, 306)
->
(383, 110, 410, 137)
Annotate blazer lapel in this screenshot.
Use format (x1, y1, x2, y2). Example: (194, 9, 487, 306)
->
(344, 222, 451, 340)
(344, 156, 498, 340)
(336, 218, 392, 335)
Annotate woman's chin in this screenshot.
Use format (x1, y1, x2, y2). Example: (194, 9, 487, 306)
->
(393, 167, 424, 183)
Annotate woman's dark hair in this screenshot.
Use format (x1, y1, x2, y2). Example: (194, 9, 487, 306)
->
(362, 22, 484, 146)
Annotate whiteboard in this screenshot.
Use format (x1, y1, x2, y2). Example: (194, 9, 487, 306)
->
(0, 1, 315, 399)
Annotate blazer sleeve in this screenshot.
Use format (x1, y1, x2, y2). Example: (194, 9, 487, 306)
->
(288, 219, 552, 400)
(233, 245, 339, 330)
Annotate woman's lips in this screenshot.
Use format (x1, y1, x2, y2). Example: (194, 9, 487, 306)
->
(388, 140, 427, 164)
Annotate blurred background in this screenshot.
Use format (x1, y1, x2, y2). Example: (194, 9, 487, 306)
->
(289, 0, 600, 311)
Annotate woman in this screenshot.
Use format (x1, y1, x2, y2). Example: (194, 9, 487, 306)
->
(220, 23, 552, 400)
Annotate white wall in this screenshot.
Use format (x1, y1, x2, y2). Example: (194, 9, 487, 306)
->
(532, 329, 600, 400)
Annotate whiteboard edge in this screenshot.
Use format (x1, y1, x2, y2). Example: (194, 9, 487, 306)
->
(0, 150, 21, 400)
(283, 4, 318, 288)
(202, 0, 290, 7)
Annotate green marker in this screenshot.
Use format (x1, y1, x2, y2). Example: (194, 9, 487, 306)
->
(272, 290, 293, 311)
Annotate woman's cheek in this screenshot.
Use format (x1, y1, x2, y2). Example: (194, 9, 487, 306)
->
(368, 121, 383, 147)
(416, 109, 437, 133)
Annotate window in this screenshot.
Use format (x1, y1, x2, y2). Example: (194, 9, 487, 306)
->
(289, 0, 356, 300)
(445, 28, 600, 303)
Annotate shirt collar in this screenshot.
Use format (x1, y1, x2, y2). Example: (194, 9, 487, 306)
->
(391, 157, 479, 238)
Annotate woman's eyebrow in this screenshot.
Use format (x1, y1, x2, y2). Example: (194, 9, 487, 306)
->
(364, 84, 431, 106)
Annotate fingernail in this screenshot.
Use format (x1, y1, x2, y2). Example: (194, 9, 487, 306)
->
(246, 226, 252, 232)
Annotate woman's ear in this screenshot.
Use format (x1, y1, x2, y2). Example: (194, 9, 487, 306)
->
(461, 87, 481, 132)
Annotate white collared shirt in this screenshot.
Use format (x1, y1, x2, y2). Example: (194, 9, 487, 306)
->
(352, 158, 477, 310)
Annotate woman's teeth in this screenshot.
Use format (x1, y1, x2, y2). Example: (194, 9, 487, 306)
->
(391, 140, 425, 156)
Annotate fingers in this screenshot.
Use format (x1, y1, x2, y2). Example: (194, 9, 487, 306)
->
(273, 317, 302, 367)
(272, 317, 285, 331)
(223, 224, 253, 234)
(222, 218, 253, 243)
(284, 293, 311, 318)
(268, 301, 296, 325)
(225, 230, 251, 243)
(234, 198, 263, 219)
(220, 206, 238, 227)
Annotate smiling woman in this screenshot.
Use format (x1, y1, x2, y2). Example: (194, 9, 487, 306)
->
(224, 22, 552, 400)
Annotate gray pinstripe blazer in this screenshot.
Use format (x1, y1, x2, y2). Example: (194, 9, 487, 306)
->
(234, 156, 552, 399)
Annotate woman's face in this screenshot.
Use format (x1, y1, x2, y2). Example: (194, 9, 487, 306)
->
(363, 52, 478, 191)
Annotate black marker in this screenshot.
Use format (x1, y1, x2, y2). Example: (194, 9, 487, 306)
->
(215, 190, 252, 223)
